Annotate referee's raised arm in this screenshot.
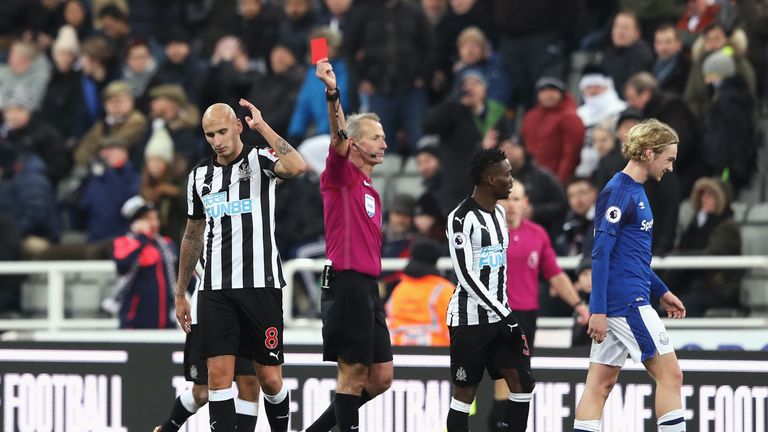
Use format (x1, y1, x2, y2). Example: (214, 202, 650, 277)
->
(316, 58, 349, 155)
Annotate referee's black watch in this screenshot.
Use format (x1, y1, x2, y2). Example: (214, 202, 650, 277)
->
(325, 87, 340, 102)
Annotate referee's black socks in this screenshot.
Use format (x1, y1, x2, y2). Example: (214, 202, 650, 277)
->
(209, 387, 237, 431)
(264, 383, 290, 432)
(161, 388, 199, 431)
(306, 389, 372, 432)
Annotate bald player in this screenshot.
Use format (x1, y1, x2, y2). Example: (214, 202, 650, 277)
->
(174, 100, 307, 432)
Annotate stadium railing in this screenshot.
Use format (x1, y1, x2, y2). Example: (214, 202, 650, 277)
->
(0, 256, 766, 331)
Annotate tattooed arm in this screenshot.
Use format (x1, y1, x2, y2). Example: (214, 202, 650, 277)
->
(238, 98, 307, 178)
(175, 218, 206, 332)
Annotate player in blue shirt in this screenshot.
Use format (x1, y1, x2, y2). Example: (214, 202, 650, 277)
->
(573, 119, 687, 432)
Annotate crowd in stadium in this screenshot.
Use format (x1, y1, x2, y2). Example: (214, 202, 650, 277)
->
(0, 0, 764, 320)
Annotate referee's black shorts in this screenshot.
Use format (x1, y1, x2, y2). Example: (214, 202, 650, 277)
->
(320, 270, 393, 365)
(198, 288, 285, 366)
(183, 324, 256, 385)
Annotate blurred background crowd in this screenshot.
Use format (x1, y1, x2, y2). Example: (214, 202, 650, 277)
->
(0, 0, 765, 325)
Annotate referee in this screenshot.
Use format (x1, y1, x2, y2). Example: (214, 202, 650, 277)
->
(445, 148, 535, 432)
(301, 59, 393, 432)
(174, 99, 307, 432)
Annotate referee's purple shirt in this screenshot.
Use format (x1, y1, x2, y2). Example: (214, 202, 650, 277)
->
(320, 145, 382, 277)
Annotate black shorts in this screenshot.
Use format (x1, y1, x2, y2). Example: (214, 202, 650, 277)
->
(320, 270, 393, 365)
(198, 288, 284, 365)
(449, 321, 532, 387)
(184, 325, 256, 385)
(511, 309, 538, 353)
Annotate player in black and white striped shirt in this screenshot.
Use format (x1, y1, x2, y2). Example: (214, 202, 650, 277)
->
(445, 148, 535, 432)
(174, 99, 307, 432)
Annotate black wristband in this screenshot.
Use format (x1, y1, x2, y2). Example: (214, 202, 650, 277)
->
(572, 300, 586, 309)
(325, 87, 340, 102)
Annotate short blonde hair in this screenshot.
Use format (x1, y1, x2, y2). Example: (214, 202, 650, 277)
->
(457, 26, 487, 49)
(622, 119, 678, 162)
(347, 112, 381, 140)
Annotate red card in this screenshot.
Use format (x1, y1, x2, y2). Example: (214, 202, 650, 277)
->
(310, 37, 328, 65)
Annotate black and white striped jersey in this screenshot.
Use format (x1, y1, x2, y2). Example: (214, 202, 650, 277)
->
(446, 197, 512, 327)
(187, 145, 286, 290)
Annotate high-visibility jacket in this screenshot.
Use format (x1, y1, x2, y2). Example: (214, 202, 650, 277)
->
(386, 274, 454, 347)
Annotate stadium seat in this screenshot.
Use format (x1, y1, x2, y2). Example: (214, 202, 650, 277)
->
(373, 154, 402, 177)
(402, 156, 420, 175)
(391, 175, 425, 199)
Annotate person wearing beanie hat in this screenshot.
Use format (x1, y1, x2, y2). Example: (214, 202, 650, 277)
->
(52, 25, 80, 56)
(413, 192, 447, 244)
(106, 193, 179, 330)
(385, 239, 454, 347)
(702, 49, 736, 82)
(144, 125, 174, 164)
(522, 73, 584, 184)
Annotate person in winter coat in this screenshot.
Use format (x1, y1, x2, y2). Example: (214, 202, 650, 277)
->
(521, 76, 585, 184)
(667, 177, 743, 317)
(106, 196, 178, 329)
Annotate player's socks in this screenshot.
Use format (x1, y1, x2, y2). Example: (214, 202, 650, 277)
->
(264, 384, 290, 431)
(334, 393, 360, 432)
(306, 390, 372, 432)
(504, 393, 532, 432)
(235, 398, 258, 432)
(446, 397, 472, 432)
(209, 387, 237, 432)
(488, 399, 506, 431)
(658, 409, 686, 431)
(161, 388, 199, 431)
(573, 419, 600, 431)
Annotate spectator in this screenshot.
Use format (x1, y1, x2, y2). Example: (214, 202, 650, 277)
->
(201, 35, 260, 110)
(148, 27, 208, 106)
(700, 51, 756, 193)
(204, 0, 283, 66)
(382, 193, 417, 260)
(521, 76, 584, 184)
(590, 121, 625, 190)
(287, 27, 351, 145)
(570, 256, 592, 346)
(121, 38, 157, 106)
(423, 69, 508, 211)
(451, 27, 512, 106)
(668, 177, 742, 317)
(624, 72, 701, 197)
(555, 177, 597, 257)
(413, 193, 447, 246)
(499, 137, 567, 240)
(434, 0, 494, 89)
(345, 0, 433, 154)
(96, 4, 131, 60)
(652, 23, 690, 95)
(73, 136, 141, 243)
(489, 0, 582, 107)
(105, 196, 178, 329)
(319, 0, 354, 35)
(277, 0, 318, 63)
(243, 44, 304, 146)
(414, 144, 444, 206)
(386, 240, 453, 346)
(575, 65, 627, 178)
(74, 80, 148, 167)
(41, 25, 84, 142)
(62, 0, 93, 41)
(0, 141, 60, 247)
(146, 84, 202, 175)
(598, 11, 654, 92)
(733, 0, 768, 102)
(421, 0, 448, 27)
(0, 39, 51, 111)
(676, 0, 721, 48)
(139, 126, 186, 246)
(78, 36, 118, 132)
(0, 89, 70, 184)
(684, 22, 757, 123)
